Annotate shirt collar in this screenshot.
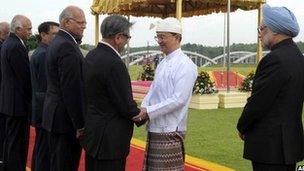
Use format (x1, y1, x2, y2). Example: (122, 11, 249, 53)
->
(270, 38, 293, 51)
(100, 41, 121, 57)
(165, 48, 182, 61)
(60, 29, 77, 44)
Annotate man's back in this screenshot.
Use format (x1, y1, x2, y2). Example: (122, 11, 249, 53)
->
(42, 30, 84, 133)
(82, 42, 139, 160)
(0, 33, 31, 116)
(30, 43, 48, 127)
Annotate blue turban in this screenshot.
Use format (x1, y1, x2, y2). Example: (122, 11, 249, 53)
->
(263, 4, 299, 37)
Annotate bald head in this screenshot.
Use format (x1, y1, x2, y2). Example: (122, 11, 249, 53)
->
(10, 15, 32, 40)
(59, 6, 83, 25)
(0, 22, 10, 41)
(59, 6, 86, 40)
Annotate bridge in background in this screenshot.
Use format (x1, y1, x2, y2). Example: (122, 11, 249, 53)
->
(121, 50, 271, 67)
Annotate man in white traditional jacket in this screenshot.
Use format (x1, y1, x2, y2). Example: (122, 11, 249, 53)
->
(133, 17, 198, 171)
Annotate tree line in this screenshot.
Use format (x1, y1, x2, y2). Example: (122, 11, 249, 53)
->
(25, 35, 304, 58)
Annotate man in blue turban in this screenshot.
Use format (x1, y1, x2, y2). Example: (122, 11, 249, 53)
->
(263, 4, 299, 38)
(237, 4, 304, 171)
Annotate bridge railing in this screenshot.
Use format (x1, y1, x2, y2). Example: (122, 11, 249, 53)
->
(121, 50, 270, 66)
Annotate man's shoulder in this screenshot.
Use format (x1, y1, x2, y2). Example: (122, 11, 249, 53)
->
(1, 38, 25, 56)
(175, 53, 196, 66)
(31, 47, 47, 60)
(53, 35, 72, 46)
(87, 45, 118, 61)
(49, 36, 76, 53)
(3, 36, 22, 48)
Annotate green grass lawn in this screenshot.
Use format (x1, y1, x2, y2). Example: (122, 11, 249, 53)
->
(128, 65, 142, 81)
(133, 108, 304, 171)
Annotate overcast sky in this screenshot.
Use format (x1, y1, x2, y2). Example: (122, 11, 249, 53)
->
(0, 0, 303, 47)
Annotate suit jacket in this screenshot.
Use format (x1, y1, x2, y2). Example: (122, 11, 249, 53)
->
(237, 38, 304, 164)
(0, 40, 3, 52)
(42, 30, 84, 133)
(81, 42, 140, 160)
(30, 42, 48, 127)
(0, 40, 3, 85)
(0, 33, 31, 116)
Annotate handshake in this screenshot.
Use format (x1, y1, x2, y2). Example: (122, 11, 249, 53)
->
(132, 107, 148, 127)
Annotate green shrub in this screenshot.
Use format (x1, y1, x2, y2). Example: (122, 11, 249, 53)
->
(239, 71, 255, 92)
(140, 63, 154, 81)
(193, 71, 217, 95)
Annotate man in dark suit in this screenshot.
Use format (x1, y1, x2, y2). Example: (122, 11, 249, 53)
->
(42, 6, 86, 171)
(30, 21, 59, 171)
(237, 4, 304, 171)
(81, 15, 145, 171)
(0, 15, 32, 171)
(0, 21, 10, 168)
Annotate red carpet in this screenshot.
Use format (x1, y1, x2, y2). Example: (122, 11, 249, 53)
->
(131, 81, 152, 87)
(210, 71, 244, 90)
(27, 127, 206, 171)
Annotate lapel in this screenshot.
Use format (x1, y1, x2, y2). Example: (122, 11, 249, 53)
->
(10, 33, 28, 52)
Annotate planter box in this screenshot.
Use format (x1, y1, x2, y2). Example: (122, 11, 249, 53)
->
(132, 85, 150, 102)
(246, 92, 251, 98)
(189, 94, 219, 110)
(218, 92, 248, 108)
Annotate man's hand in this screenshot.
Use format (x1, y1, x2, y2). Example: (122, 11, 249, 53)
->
(238, 132, 245, 141)
(132, 107, 148, 122)
(76, 128, 85, 139)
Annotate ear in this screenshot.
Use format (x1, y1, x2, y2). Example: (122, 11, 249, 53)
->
(15, 27, 22, 33)
(113, 34, 121, 44)
(63, 18, 70, 28)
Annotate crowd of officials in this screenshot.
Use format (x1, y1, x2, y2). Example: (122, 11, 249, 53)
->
(0, 3, 303, 171)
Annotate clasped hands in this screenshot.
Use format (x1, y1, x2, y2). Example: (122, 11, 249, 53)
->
(76, 127, 85, 139)
(238, 132, 245, 141)
(132, 107, 148, 122)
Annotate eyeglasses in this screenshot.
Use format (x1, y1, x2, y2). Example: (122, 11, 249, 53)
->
(69, 18, 87, 26)
(257, 25, 267, 33)
(154, 33, 177, 41)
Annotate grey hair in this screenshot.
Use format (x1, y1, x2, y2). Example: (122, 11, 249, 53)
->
(100, 15, 133, 38)
(10, 16, 23, 33)
(59, 7, 74, 25)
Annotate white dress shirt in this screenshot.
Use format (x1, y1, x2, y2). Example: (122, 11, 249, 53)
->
(142, 48, 198, 133)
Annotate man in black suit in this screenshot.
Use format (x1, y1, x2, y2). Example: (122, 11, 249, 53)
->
(42, 6, 86, 171)
(30, 21, 59, 171)
(0, 21, 9, 168)
(237, 4, 304, 171)
(81, 15, 145, 171)
(0, 15, 32, 171)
